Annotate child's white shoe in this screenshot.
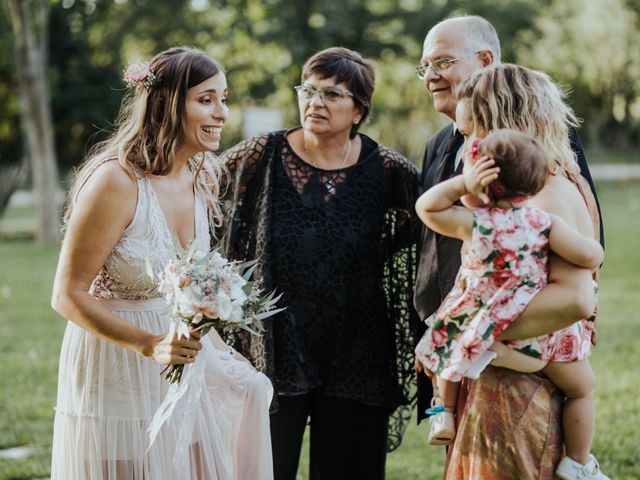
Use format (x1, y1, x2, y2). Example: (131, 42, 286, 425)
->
(426, 407, 456, 445)
(556, 454, 610, 480)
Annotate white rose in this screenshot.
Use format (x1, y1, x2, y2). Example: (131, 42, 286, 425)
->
(176, 290, 196, 317)
(209, 252, 227, 269)
(229, 282, 247, 303)
(216, 291, 233, 319)
(231, 305, 244, 323)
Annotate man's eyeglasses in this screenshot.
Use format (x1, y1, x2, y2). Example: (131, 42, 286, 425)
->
(294, 85, 354, 104)
(415, 51, 481, 79)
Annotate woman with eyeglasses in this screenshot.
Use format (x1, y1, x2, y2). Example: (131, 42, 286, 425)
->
(219, 47, 420, 480)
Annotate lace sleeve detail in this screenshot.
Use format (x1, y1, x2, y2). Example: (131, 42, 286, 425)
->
(378, 145, 421, 451)
(380, 145, 421, 253)
(215, 134, 273, 250)
(219, 135, 271, 196)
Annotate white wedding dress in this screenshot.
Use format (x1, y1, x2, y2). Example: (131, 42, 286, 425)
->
(51, 175, 274, 479)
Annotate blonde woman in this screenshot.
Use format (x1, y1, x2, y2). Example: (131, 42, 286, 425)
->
(439, 64, 606, 480)
(51, 47, 273, 480)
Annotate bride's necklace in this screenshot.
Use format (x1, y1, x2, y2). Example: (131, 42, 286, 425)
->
(304, 137, 352, 170)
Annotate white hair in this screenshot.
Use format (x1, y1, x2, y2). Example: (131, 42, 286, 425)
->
(430, 15, 501, 63)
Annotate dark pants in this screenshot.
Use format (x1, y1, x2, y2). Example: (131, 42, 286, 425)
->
(270, 391, 389, 480)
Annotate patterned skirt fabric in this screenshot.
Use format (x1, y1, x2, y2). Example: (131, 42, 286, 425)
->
(445, 366, 564, 480)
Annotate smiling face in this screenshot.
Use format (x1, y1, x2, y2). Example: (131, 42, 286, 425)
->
(421, 24, 486, 120)
(180, 72, 228, 157)
(298, 74, 363, 138)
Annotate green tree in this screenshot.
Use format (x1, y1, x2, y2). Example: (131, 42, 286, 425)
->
(514, 0, 640, 147)
(4, 0, 60, 244)
(0, 5, 25, 216)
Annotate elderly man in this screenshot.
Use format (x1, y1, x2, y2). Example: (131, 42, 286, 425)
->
(413, 15, 603, 422)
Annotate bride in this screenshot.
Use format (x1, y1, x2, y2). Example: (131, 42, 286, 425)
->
(50, 47, 273, 480)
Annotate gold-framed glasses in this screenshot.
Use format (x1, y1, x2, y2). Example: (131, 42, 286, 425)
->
(415, 51, 481, 79)
(294, 85, 353, 104)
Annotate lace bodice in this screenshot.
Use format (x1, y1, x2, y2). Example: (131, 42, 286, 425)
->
(90, 176, 210, 300)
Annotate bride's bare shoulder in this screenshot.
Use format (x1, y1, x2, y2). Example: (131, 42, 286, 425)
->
(72, 159, 138, 227)
(531, 173, 592, 231)
(77, 160, 137, 198)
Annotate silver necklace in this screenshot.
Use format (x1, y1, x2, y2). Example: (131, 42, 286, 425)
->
(304, 138, 352, 170)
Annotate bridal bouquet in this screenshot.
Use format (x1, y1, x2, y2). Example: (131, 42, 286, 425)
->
(156, 242, 283, 383)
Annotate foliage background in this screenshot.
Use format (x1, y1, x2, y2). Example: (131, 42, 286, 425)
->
(1, 0, 640, 478)
(1, 0, 640, 176)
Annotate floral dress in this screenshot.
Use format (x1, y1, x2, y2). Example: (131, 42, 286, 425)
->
(415, 206, 593, 382)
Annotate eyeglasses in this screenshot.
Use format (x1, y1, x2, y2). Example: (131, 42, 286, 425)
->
(294, 85, 354, 104)
(415, 51, 481, 79)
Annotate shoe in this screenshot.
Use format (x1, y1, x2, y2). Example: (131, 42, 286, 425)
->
(556, 454, 611, 480)
(427, 409, 456, 445)
(465, 350, 497, 379)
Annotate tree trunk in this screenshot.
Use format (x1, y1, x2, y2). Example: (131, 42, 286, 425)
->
(4, 0, 60, 244)
(0, 158, 27, 217)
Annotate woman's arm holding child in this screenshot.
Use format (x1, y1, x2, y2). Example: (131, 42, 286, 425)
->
(499, 176, 598, 340)
(548, 213, 604, 269)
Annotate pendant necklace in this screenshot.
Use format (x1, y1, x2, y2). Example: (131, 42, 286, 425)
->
(303, 137, 352, 193)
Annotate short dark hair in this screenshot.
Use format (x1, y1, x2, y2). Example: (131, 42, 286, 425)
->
(301, 47, 375, 138)
(477, 129, 548, 199)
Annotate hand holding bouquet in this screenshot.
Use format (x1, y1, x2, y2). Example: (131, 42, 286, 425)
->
(156, 242, 283, 383)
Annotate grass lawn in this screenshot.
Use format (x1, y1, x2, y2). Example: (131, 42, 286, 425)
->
(1, 180, 639, 479)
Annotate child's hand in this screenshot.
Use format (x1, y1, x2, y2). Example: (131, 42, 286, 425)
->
(415, 357, 434, 379)
(462, 154, 500, 204)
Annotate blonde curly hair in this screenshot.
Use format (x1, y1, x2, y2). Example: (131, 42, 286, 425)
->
(456, 63, 580, 175)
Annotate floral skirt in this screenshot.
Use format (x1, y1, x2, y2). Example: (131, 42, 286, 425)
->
(51, 297, 273, 480)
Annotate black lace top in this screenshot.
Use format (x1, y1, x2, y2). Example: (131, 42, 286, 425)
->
(218, 129, 420, 449)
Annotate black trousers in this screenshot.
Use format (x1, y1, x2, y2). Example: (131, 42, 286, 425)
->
(270, 391, 389, 480)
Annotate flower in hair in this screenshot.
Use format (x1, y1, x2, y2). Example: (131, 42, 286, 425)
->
(123, 61, 157, 88)
(470, 138, 482, 163)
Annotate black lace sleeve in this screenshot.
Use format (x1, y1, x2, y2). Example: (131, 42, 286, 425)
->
(215, 131, 285, 384)
(380, 146, 422, 253)
(217, 134, 272, 257)
(379, 146, 421, 450)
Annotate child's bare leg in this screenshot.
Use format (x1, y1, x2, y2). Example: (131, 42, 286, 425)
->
(428, 376, 458, 445)
(490, 341, 548, 372)
(543, 360, 596, 465)
(435, 376, 459, 410)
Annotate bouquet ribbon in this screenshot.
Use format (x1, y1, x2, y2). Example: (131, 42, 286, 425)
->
(147, 340, 206, 477)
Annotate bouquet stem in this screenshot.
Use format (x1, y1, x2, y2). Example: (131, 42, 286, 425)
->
(161, 364, 185, 384)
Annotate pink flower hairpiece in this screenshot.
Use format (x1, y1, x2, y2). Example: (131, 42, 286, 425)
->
(469, 138, 482, 162)
(123, 61, 157, 88)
